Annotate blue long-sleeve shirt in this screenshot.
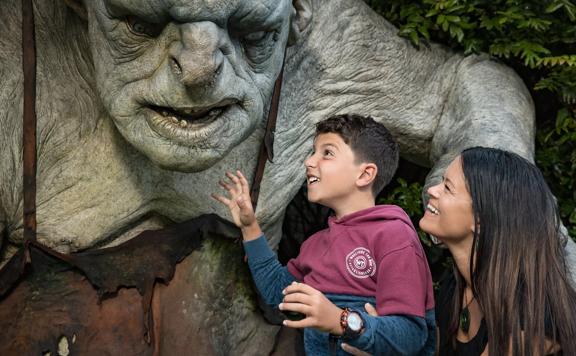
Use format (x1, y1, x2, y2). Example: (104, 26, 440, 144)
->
(244, 236, 435, 355)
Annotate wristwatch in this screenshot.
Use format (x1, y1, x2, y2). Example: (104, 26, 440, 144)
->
(340, 308, 365, 339)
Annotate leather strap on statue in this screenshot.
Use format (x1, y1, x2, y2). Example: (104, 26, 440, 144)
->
(250, 51, 286, 209)
(22, 0, 37, 242)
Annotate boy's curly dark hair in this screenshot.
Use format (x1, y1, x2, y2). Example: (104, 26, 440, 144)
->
(316, 114, 399, 195)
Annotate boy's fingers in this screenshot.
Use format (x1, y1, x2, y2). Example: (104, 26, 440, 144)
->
(211, 193, 231, 206)
(278, 302, 308, 315)
(219, 180, 232, 191)
(282, 318, 313, 329)
(237, 170, 250, 190)
(341, 343, 371, 356)
(281, 292, 311, 305)
(226, 171, 244, 194)
(364, 303, 377, 316)
(283, 282, 315, 295)
(226, 171, 240, 184)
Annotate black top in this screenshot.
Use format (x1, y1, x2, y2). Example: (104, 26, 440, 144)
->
(436, 274, 488, 356)
(436, 273, 562, 356)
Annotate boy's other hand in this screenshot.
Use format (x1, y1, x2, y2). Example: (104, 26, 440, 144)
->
(340, 303, 377, 356)
(341, 343, 371, 356)
(211, 170, 261, 240)
(279, 282, 343, 335)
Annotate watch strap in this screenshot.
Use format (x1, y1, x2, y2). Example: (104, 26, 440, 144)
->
(339, 308, 365, 339)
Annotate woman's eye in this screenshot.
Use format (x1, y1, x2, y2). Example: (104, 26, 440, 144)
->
(324, 150, 333, 156)
(126, 16, 164, 37)
(444, 184, 451, 192)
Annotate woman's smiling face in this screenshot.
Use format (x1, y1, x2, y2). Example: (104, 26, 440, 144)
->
(419, 156, 475, 244)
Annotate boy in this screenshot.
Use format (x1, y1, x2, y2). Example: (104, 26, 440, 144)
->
(213, 114, 435, 355)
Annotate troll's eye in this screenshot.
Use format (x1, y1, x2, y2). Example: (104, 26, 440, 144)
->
(126, 16, 164, 37)
(244, 31, 268, 42)
(241, 30, 279, 65)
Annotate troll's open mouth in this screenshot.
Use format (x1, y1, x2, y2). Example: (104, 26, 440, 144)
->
(149, 100, 235, 129)
(145, 99, 242, 144)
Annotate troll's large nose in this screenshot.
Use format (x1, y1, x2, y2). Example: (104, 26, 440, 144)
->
(169, 22, 225, 88)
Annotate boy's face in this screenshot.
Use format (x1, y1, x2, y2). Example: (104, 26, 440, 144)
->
(304, 133, 365, 208)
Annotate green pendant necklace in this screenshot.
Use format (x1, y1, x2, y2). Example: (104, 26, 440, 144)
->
(459, 295, 475, 333)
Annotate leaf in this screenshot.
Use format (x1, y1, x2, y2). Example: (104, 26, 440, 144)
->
(566, 3, 576, 21)
(442, 19, 450, 31)
(437, 14, 446, 26)
(446, 4, 466, 13)
(464, 39, 481, 55)
(518, 18, 552, 31)
(545, 0, 576, 20)
(454, 26, 465, 42)
(410, 30, 420, 46)
(489, 42, 512, 58)
(537, 55, 576, 68)
(445, 15, 461, 23)
(511, 41, 551, 68)
(418, 25, 431, 40)
(546, 1, 565, 13)
(556, 108, 572, 128)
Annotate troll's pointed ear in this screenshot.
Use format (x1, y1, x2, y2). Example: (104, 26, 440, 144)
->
(357, 163, 378, 189)
(64, 0, 87, 21)
(288, 0, 312, 46)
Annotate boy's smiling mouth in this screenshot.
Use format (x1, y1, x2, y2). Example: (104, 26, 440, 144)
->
(307, 175, 320, 185)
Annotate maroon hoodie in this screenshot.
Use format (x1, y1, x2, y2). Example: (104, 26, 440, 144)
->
(287, 205, 434, 317)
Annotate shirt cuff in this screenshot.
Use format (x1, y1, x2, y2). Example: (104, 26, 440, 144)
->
(243, 234, 275, 261)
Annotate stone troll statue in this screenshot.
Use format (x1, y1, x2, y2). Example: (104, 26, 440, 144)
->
(1, 0, 574, 354)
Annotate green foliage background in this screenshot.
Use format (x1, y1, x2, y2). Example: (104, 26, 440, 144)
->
(369, 0, 576, 243)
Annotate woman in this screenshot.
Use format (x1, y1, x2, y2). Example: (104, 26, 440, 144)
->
(343, 147, 576, 355)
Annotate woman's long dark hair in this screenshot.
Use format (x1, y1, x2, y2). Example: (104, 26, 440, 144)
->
(451, 147, 576, 355)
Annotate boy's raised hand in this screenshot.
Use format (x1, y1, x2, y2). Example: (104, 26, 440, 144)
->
(279, 282, 344, 335)
(212, 170, 262, 241)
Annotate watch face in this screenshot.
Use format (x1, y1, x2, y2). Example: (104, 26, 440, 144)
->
(347, 312, 362, 331)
